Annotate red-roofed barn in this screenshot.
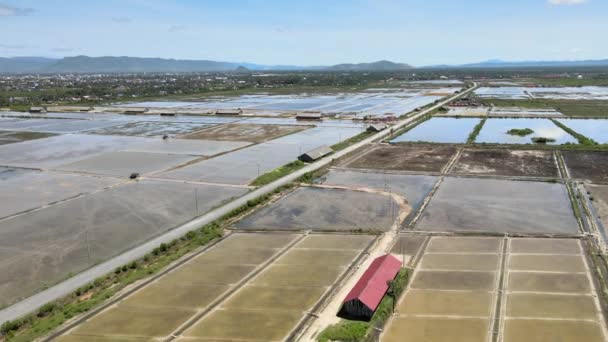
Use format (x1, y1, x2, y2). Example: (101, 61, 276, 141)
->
(340, 254, 402, 320)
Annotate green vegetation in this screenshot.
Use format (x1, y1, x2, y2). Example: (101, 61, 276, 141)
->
(317, 269, 409, 342)
(467, 118, 487, 143)
(550, 119, 598, 145)
(331, 131, 375, 151)
(506, 128, 534, 136)
(531, 137, 556, 144)
(478, 98, 608, 117)
(250, 160, 306, 186)
(0, 184, 296, 342)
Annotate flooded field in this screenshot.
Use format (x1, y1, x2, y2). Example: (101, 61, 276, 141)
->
(56, 151, 197, 177)
(0, 134, 151, 168)
(451, 149, 558, 177)
(586, 184, 608, 234)
(416, 177, 579, 235)
(322, 170, 438, 224)
(489, 106, 564, 117)
(475, 118, 576, 145)
(562, 151, 608, 182)
(236, 187, 398, 231)
(557, 119, 608, 144)
(182, 123, 308, 143)
(0, 171, 122, 219)
(476, 86, 608, 100)
(122, 88, 458, 117)
(391, 118, 480, 143)
(89, 121, 213, 137)
(343, 145, 457, 172)
(0, 180, 246, 308)
(159, 126, 362, 185)
(0, 131, 56, 145)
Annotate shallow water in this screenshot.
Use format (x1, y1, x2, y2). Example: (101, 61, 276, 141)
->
(391, 118, 481, 143)
(476, 118, 576, 145)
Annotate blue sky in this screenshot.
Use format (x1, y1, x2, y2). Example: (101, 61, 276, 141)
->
(0, 0, 606, 66)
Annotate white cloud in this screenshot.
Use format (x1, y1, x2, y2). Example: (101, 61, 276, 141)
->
(0, 3, 35, 16)
(548, 0, 587, 5)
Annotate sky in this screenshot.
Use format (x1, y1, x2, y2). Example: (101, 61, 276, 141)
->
(0, 0, 606, 66)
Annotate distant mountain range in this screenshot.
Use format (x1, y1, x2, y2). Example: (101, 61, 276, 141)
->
(425, 59, 608, 69)
(1, 56, 608, 74)
(0, 56, 412, 74)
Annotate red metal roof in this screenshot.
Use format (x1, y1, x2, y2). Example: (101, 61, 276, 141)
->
(343, 254, 402, 311)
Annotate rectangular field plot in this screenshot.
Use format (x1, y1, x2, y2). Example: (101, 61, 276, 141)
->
(252, 264, 345, 287)
(503, 319, 605, 342)
(382, 317, 490, 342)
(507, 272, 590, 293)
(410, 271, 496, 291)
(59, 233, 297, 341)
(68, 305, 195, 339)
(420, 254, 499, 271)
(183, 309, 302, 341)
(275, 248, 359, 266)
(509, 238, 581, 254)
(390, 117, 481, 144)
(475, 118, 576, 145)
(557, 119, 608, 144)
(322, 170, 438, 225)
(391, 234, 426, 255)
(0, 181, 246, 308)
(122, 282, 228, 309)
(416, 177, 579, 235)
(342, 145, 457, 172)
(506, 293, 598, 320)
(223, 285, 325, 311)
(562, 151, 608, 182)
(182, 123, 308, 143)
(89, 121, 213, 137)
(236, 187, 398, 231)
(0, 134, 151, 168)
(124, 138, 250, 156)
(0, 130, 56, 145)
(56, 151, 197, 177)
(451, 149, 558, 178)
(508, 254, 586, 272)
(296, 234, 373, 250)
(426, 236, 502, 253)
(0, 171, 122, 219)
(397, 289, 494, 316)
(182, 233, 367, 341)
(586, 184, 608, 234)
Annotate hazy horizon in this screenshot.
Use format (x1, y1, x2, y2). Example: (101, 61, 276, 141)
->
(1, 0, 607, 66)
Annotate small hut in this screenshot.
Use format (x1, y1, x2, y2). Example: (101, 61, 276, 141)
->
(298, 145, 333, 163)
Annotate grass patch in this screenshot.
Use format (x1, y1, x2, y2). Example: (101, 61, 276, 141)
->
(0, 184, 296, 342)
(467, 117, 487, 143)
(551, 118, 598, 145)
(250, 160, 306, 186)
(506, 128, 534, 136)
(317, 269, 409, 342)
(331, 131, 375, 151)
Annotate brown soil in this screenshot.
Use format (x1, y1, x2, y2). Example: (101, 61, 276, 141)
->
(343, 144, 457, 173)
(562, 151, 608, 183)
(452, 149, 558, 177)
(182, 123, 307, 143)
